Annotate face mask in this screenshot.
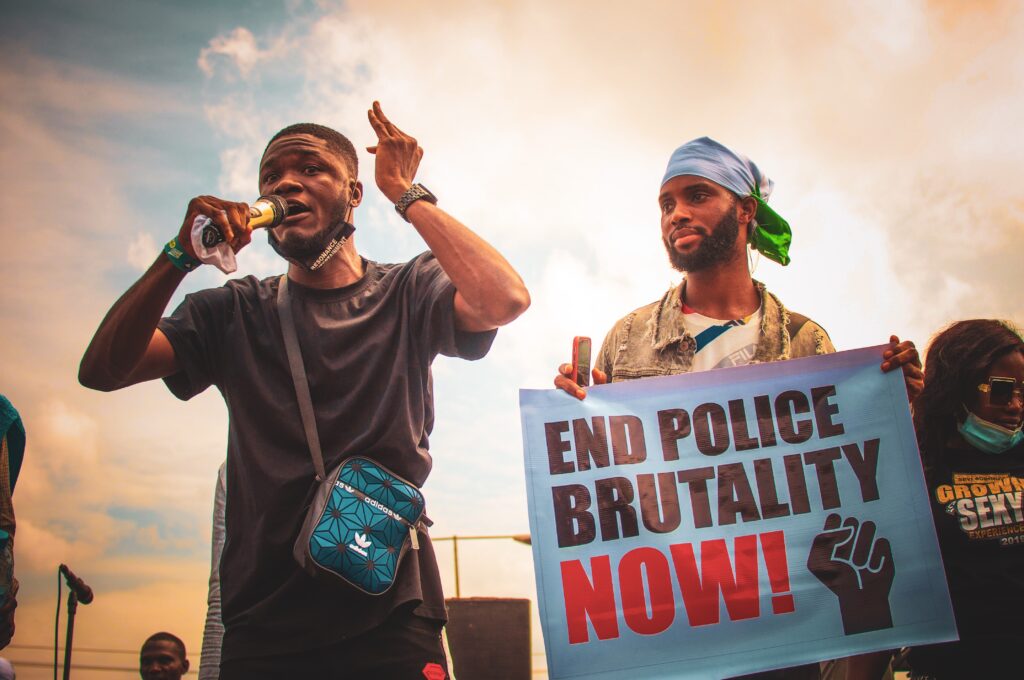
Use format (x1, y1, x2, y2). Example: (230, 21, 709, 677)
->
(268, 219, 355, 272)
(958, 410, 1024, 455)
(268, 185, 360, 272)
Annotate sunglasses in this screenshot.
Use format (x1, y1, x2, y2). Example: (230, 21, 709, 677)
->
(977, 377, 1024, 406)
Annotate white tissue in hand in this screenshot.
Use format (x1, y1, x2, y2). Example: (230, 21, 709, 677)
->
(191, 214, 237, 274)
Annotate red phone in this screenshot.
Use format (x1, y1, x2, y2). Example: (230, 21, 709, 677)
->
(572, 336, 592, 387)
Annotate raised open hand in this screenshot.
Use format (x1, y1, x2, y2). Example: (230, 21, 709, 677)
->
(366, 101, 423, 203)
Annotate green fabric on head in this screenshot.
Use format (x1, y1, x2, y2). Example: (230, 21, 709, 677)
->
(750, 184, 792, 266)
(662, 137, 793, 266)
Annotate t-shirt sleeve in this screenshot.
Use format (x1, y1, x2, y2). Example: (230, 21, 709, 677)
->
(157, 286, 235, 400)
(409, 252, 497, 360)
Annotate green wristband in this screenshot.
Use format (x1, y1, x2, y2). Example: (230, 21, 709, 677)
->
(164, 237, 201, 272)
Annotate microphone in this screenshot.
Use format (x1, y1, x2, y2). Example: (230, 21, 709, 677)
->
(59, 564, 94, 605)
(200, 194, 289, 248)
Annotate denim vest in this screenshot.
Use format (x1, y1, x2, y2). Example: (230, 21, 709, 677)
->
(594, 279, 834, 382)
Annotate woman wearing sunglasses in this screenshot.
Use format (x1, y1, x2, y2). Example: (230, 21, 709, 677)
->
(907, 319, 1024, 678)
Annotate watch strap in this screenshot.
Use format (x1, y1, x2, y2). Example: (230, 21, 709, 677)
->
(394, 184, 437, 221)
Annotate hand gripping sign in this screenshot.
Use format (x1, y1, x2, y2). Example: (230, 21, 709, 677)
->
(519, 346, 956, 680)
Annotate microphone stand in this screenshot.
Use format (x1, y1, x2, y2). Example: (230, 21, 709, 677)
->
(62, 589, 78, 680)
(57, 564, 92, 680)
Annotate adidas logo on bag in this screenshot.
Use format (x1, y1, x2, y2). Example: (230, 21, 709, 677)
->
(348, 532, 371, 557)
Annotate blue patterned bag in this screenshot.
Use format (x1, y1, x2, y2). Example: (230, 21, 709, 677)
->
(294, 456, 428, 595)
(277, 276, 429, 595)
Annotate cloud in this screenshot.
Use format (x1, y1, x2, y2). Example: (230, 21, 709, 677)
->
(12, 397, 214, 576)
(0, 53, 189, 123)
(15, 519, 76, 573)
(3, 0, 1023, 670)
(127, 231, 159, 271)
(0, 53, 228, 598)
(0, 55, 185, 360)
(198, 27, 263, 79)
(184, 2, 1024, 542)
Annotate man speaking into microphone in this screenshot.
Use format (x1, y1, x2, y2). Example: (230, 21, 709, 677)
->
(79, 102, 530, 678)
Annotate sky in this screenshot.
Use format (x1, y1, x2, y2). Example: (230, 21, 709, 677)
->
(1, 0, 1022, 676)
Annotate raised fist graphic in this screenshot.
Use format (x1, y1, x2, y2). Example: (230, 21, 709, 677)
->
(807, 513, 895, 635)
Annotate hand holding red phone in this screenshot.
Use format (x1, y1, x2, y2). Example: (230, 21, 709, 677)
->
(554, 336, 607, 400)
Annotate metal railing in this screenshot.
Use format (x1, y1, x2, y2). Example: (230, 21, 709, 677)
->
(431, 534, 531, 597)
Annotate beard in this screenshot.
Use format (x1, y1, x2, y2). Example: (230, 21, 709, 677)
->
(270, 202, 348, 261)
(663, 209, 742, 273)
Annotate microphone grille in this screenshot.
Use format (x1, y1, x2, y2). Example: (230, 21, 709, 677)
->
(259, 194, 289, 228)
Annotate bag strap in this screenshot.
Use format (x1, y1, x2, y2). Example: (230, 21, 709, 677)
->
(276, 276, 429, 536)
(277, 275, 328, 482)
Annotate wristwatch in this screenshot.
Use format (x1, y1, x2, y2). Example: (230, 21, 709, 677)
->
(394, 184, 438, 221)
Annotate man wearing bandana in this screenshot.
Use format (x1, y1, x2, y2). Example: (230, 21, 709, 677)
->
(80, 103, 530, 678)
(556, 137, 921, 679)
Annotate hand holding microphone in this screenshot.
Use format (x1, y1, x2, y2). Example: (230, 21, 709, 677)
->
(199, 194, 289, 248)
(168, 195, 288, 274)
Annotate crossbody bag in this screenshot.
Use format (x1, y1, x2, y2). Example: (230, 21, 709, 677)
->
(277, 275, 430, 595)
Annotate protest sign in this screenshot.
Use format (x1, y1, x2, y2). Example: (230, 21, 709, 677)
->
(519, 346, 956, 679)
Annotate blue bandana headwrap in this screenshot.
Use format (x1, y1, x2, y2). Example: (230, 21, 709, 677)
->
(661, 137, 792, 265)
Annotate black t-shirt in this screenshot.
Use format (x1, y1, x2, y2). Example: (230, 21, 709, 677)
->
(157, 252, 496, 661)
(908, 439, 1024, 676)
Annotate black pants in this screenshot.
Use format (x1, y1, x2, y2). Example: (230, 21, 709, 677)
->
(220, 605, 449, 680)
